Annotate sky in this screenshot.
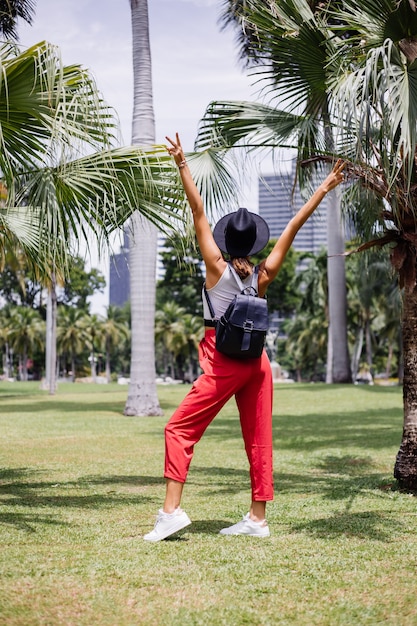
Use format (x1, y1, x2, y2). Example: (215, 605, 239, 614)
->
(17, 0, 268, 312)
(19, 0, 258, 155)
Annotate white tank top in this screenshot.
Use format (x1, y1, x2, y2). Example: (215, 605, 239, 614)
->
(202, 264, 256, 320)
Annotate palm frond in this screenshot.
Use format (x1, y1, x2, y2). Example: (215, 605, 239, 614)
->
(0, 41, 117, 186)
(185, 148, 240, 224)
(13, 145, 185, 261)
(0, 204, 64, 276)
(196, 100, 302, 151)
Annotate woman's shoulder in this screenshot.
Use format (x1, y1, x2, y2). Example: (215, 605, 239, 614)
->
(205, 259, 228, 290)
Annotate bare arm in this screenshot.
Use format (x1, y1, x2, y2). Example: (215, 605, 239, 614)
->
(166, 133, 226, 287)
(258, 159, 346, 294)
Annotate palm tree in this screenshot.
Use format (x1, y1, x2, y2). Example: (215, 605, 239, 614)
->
(284, 313, 328, 381)
(0, 40, 183, 394)
(347, 251, 393, 381)
(287, 249, 329, 381)
(100, 306, 130, 383)
(56, 307, 90, 382)
(155, 302, 203, 381)
(155, 301, 187, 379)
(322, 0, 417, 488)
(81, 313, 105, 382)
(7, 306, 45, 380)
(123, 0, 163, 416)
(0, 0, 35, 40)
(196, 0, 352, 383)
(180, 313, 204, 382)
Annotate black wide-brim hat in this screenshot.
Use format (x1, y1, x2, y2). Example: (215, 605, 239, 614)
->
(213, 207, 270, 258)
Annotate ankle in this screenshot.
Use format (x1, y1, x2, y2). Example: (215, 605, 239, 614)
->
(162, 506, 178, 515)
(250, 502, 266, 523)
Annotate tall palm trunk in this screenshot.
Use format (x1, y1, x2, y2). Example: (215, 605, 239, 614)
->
(326, 186, 351, 383)
(323, 115, 352, 384)
(124, 0, 163, 416)
(394, 287, 417, 489)
(43, 277, 57, 395)
(105, 338, 111, 383)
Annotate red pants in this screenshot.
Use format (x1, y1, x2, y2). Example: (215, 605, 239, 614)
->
(164, 328, 274, 501)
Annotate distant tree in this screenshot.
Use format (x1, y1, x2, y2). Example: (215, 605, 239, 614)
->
(283, 249, 329, 381)
(0, 248, 41, 307)
(252, 241, 299, 317)
(346, 250, 396, 381)
(0, 252, 105, 312)
(179, 313, 204, 382)
(61, 256, 105, 311)
(155, 301, 187, 379)
(157, 233, 205, 317)
(100, 306, 130, 382)
(155, 301, 204, 381)
(56, 307, 90, 382)
(7, 305, 44, 380)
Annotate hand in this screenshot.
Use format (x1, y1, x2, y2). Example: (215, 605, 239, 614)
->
(320, 159, 346, 193)
(166, 132, 186, 167)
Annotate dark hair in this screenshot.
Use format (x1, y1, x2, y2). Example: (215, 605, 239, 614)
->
(231, 257, 254, 279)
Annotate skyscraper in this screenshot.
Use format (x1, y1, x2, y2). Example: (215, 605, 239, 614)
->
(258, 164, 328, 253)
(109, 230, 130, 307)
(109, 229, 166, 307)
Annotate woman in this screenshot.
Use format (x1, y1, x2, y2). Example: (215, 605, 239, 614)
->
(144, 133, 345, 541)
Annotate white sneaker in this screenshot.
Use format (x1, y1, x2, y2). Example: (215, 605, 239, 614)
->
(219, 513, 270, 537)
(143, 508, 192, 542)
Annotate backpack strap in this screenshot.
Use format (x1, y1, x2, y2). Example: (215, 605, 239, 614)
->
(203, 283, 216, 323)
(203, 263, 260, 325)
(228, 262, 259, 296)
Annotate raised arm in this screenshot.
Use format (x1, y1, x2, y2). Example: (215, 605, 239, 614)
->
(166, 133, 225, 286)
(258, 159, 346, 294)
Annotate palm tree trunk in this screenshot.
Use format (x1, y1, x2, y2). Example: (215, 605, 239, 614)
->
(124, 0, 163, 416)
(385, 342, 393, 379)
(124, 212, 162, 414)
(323, 111, 352, 384)
(351, 325, 364, 382)
(105, 340, 111, 383)
(326, 185, 352, 383)
(22, 343, 28, 381)
(394, 287, 417, 490)
(71, 352, 76, 383)
(365, 314, 373, 370)
(43, 278, 57, 395)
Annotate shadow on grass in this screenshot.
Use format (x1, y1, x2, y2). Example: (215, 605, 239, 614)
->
(188, 459, 404, 541)
(281, 452, 397, 505)
(0, 468, 160, 531)
(204, 405, 402, 453)
(191, 461, 394, 498)
(0, 452, 401, 540)
(0, 512, 70, 533)
(0, 400, 130, 415)
(291, 510, 401, 542)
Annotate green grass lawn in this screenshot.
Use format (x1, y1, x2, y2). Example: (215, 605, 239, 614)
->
(0, 381, 415, 625)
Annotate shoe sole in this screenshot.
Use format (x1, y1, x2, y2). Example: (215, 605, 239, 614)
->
(143, 517, 192, 542)
(219, 531, 270, 537)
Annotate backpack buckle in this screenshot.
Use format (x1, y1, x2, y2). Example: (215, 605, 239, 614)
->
(243, 320, 254, 332)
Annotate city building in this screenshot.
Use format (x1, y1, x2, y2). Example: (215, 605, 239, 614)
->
(109, 230, 130, 307)
(258, 165, 328, 253)
(109, 228, 166, 307)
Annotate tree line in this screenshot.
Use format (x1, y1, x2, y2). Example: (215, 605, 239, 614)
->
(0, 235, 401, 385)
